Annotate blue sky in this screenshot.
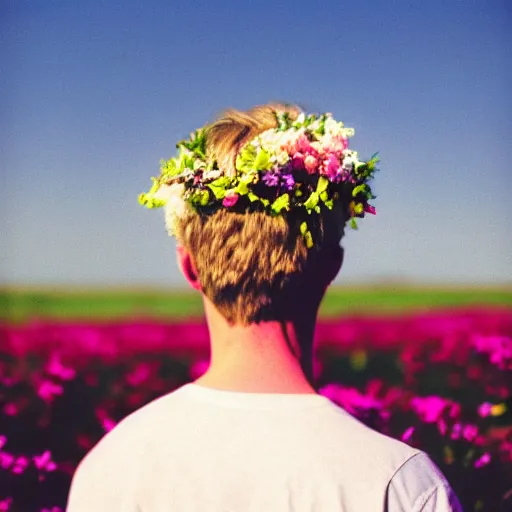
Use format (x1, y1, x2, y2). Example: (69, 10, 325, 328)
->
(2, 0, 511, 286)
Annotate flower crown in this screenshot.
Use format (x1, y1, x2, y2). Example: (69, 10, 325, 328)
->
(139, 111, 378, 248)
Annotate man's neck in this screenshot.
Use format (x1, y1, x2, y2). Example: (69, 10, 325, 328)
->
(195, 299, 317, 394)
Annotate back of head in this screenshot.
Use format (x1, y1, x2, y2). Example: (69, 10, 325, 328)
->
(175, 104, 345, 325)
(139, 102, 378, 325)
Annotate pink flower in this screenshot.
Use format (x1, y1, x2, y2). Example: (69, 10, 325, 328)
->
(474, 452, 491, 468)
(462, 424, 478, 442)
(11, 456, 29, 474)
(401, 426, 415, 442)
(4, 403, 19, 416)
(33, 451, 57, 472)
(126, 363, 152, 386)
(437, 419, 448, 435)
(282, 132, 313, 156)
(450, 423, 462, 440)
(322, 154, 340, 179)
(410, 396, 459, 423)
(322, 134, 348, 156)
(96, 408, 118, 433)
(304, 154, 319, 174)
(101, 418, 117, 433)
(291, 153, 305, 171)
(0, 497, 13, 512)
(222, 191, 239, 207)
(46, 354, 76, 381)
(365, 204, 376, 215)
(478, 402, 493, 418)
(0, 452, 14, 470)
(37, 381, 64, 403)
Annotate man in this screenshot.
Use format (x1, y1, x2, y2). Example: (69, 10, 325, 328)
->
(67, 104, 462, 511)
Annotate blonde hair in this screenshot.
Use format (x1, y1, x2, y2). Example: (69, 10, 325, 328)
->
(175, 103, 345, 324)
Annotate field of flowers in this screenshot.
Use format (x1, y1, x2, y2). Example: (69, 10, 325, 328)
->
(0, 306, 511, 511)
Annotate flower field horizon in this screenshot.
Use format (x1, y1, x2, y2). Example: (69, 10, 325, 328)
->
(0, 289, 511, 510)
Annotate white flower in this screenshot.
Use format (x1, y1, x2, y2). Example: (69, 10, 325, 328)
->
(162, 183, 187, 236)
(295, 112, 306, 124)
(342, 156, 354, 171)
(324, 117, 343, 136)
(153, 184, 174, 202)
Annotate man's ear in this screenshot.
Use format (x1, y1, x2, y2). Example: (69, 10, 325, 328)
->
(176, 245, 201, 291)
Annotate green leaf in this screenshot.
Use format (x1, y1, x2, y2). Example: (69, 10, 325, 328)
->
(240, 171, 257, 185)
(253, 149, 272, 171)
(138, 192, 166, 209)
(189, 189, 210, 206)
(317, 176, 329, 193)
(271, 193, 290, 214)
(300, 221, 313, 247)
(248, 192, 259, 202)
(350, 218, 358, 229)
(323, 198, 334, 210)
(352, 184, 367, 197)
(234, 181, 250, 196)
(354, 203, 364, 215)
(304, 192, 319, 212)
(235, 144, 257, 172)
(211, 176, 232, 188)
(207, 183, 227, 200)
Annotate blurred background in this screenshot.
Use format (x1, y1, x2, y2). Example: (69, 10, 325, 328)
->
(1, 1, 511, 511)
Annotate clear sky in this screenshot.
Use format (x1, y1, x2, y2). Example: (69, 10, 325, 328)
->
(2, 0, 511, 287)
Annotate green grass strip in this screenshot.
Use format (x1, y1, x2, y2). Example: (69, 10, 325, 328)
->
(1, 286, 510, 323)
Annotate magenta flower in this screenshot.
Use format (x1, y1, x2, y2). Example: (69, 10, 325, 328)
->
(37, 381, 64, 403)
(222, 191, 239, 207)
(401, 426, 415, 442)
(478, 402, 493, 418)
(410, 396, 459, 423)
(33, 451, 57, 472)
(462, 424, 478, 442)
(11, 456, 29, 474)
(0, 497, 13, 512)
(322, 154, 340, 179)
(126, 362, 152, 386)
(474, 452, 491, 468)
(3, 403, 19, 416)
(450, 423, 462, 440)
(45, 354, 76, 381)
(0, 452, 14, 470)
(365, 204, 376, 215)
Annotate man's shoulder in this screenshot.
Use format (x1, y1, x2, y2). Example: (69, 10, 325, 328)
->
(80, 386, 186, 465)
(321, 401, 420, 465)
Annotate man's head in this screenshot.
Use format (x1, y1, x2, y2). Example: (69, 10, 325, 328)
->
(173, 104, 346, 325)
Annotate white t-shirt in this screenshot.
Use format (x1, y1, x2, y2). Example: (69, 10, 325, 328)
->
(67, 383, 462, 511)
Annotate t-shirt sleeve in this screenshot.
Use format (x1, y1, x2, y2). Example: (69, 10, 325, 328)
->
(387, 452, 463, 512)
(66, 445, 140, 512)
